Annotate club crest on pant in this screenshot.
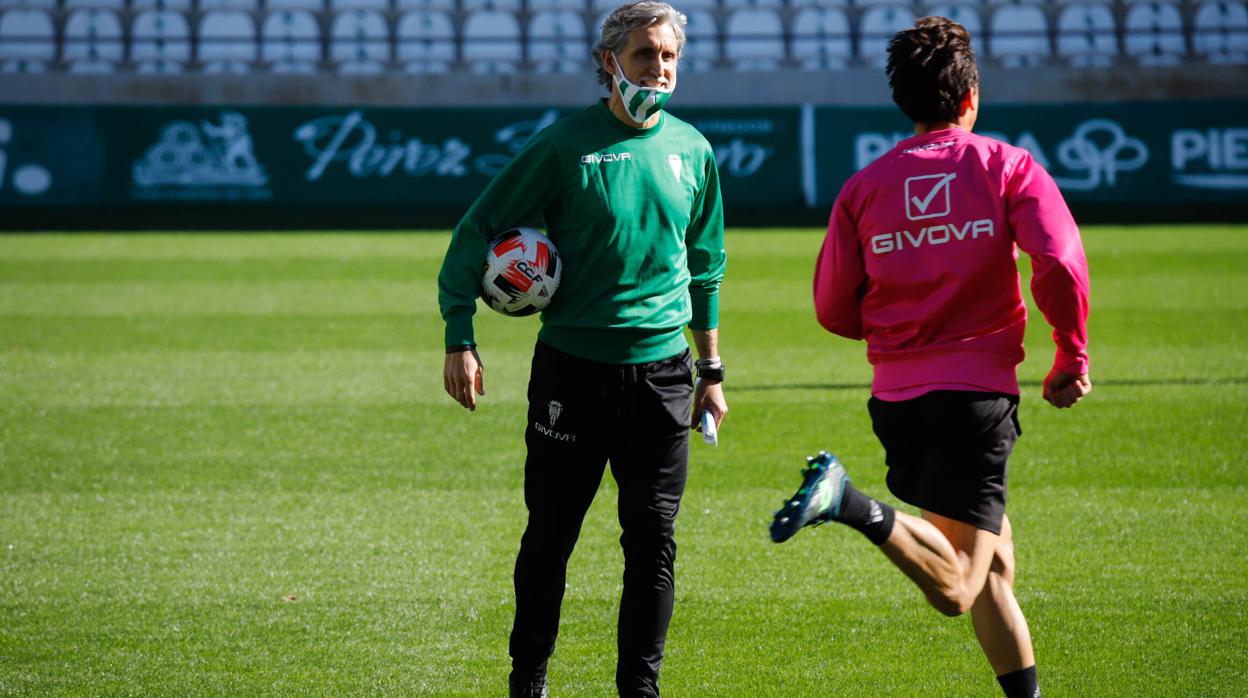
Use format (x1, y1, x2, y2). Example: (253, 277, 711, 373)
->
(534, 400, 575, 442)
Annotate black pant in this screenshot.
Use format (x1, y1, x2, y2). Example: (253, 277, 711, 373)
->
(509, 341, 692, 698)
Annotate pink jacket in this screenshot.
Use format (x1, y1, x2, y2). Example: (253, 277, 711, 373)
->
(814, 127, 1090, 400)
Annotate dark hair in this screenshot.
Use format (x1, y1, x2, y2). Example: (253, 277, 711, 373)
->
(886, 16, 979, 125)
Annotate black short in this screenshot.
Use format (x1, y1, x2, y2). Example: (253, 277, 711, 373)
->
(867, 391, 1021, 534)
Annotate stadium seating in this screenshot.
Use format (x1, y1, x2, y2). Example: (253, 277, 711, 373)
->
(1123, 1, 1186, 65)
(462, 9, 522, 73)
(1193, 0, 1248, 64)
(0, 0, 57, 9)
(331, 0, 390, 11)
(529, 0, 588, 9)
(0, 8, 55, 73)
(396, 9, 455, 73)
(331, 8, 390, 73)
(396, 0, 453, 10)
(463, 0, 521, 12)
(63, 8, 124, 72)
(131, 0, 193, 11)
(1, 0, 1239, 76)
(858, 5, 914, 67)
(528, 9, 589, 73)
(724, 7, 785, 70)
(682, 9, 719, 71)
(266, 0, 324, 10)
(262, 9, 322, 73)
(201, 0, 261, 11)
(990, 3, 1052, 67)
(790, 0, 849, 8)
(924, 2, 985, 57)
(790, 7, 852, 70)
(131, 9, 191, 72)
(1056, 1, 1117, 67)
(723, 0, 783, 8)
(63, 0, 124, 9)
(200, 10, 259, 73)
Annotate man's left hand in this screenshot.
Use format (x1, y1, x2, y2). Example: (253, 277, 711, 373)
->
(693, 379, 727, 431)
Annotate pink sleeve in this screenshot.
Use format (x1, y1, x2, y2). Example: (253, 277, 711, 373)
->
(1006, 151, 1091, 376)
(814, 193, 866, 340)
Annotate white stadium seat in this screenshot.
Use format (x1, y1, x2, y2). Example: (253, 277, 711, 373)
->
(131, 9, 191, 70)
(331, 9, 390, 73)
(63, 0, 125, 9)
(724, 8, 785, 70)
(1193, 0, 1248, 64)
(462, 9, 522, 74)
(199, 9, 258, 73)
(854, 0, 910, 8)
(131, 0, 193, 11)
(1123, 1, 1185, 66)
(266, 0, 324, 10)
(0, 8, 55, 72)
(989, 3, 1051, 67)
(396, 9, 455, 73)
(682, 9, 719, 72)
(528, 10, 588, 73)
(924, 3, 985, 57)
(858, 5, 914, 68)
(262, 9, 321, 72)
(67, 59, 120, 72)
(330, 0, 390, 12)
(0, 0, 57, 9)
(789, 0, 849, 8)
(463, 0, 521, 12)
(135, 59, 185, 73)
(790, 8, 851, 70)
(1056, 2, 1117, 67)
(592, 0, 663, 10)
(396, 0, 454, 10)
(200, 0, 261, 11)
(63, 8, 124, 71)
(723, 0, 783, 9)
(528, 0, 587, 10)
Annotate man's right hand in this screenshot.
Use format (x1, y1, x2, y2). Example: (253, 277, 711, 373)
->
(1042, 368, 1091, 409)
(444, 348, 485, 411)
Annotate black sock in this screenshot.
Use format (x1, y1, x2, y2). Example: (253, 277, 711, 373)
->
(997, 665, 1039, 698)
(833, 483, 895, 545)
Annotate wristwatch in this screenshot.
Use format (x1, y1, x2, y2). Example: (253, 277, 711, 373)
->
(695, 358, 725, 383)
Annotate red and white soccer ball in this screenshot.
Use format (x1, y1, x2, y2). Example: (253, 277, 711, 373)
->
(481, 227, 562, 317)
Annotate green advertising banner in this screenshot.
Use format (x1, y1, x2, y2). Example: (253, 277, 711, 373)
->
(812, 100, 1248, 207)
(0, 105, 800, 210)
(671, 107, 804, 207)
(0, 108, 105, 207)
(1, 101, 1244, 216)
(98, 106, 575, 207)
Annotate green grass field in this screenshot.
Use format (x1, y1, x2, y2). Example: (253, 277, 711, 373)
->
(1, 226, 1245, 696)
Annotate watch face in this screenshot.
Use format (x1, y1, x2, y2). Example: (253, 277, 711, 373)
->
(698, 365, 725, 382)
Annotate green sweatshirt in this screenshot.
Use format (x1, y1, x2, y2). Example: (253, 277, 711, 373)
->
(438, 100, 726, 365)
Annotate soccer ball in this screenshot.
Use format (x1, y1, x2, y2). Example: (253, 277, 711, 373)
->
(481, 227, 562, 317)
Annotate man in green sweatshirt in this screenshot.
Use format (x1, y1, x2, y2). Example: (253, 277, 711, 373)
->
(437, 3, 727, 697)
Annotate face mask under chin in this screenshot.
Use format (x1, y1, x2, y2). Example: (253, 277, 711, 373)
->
(612, 52, 673, 125)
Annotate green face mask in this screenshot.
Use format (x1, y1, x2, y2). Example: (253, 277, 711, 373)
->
(612, 52, 673, 125)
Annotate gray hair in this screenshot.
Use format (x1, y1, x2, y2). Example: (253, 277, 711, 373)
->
(592, 1, 688, 89)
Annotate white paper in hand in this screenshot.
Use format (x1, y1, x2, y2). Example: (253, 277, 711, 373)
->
(701, 409, 718, 446)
